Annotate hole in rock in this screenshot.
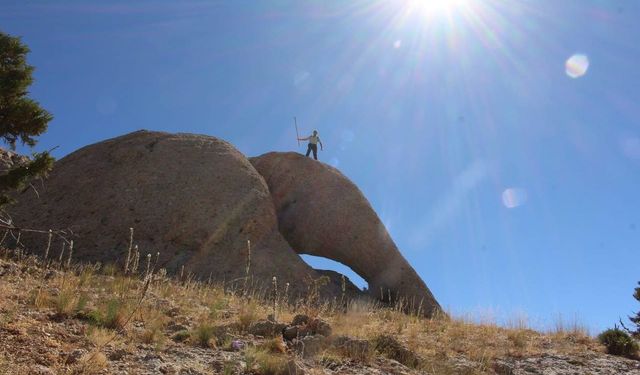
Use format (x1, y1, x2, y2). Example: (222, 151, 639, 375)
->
(299, 254, 367, 291)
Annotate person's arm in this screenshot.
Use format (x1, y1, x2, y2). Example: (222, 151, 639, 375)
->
(319, 139, 324, 151)
(298, 136, 310, 141)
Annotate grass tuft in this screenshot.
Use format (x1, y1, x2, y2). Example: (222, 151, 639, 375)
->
(244, 347, 291, 375)
(192, 323, 216, 348)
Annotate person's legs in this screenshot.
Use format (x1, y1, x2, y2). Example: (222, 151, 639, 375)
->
(305, 144, 312, 157)
(311, 144, 318, 160)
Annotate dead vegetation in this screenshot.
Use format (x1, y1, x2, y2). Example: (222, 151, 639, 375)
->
(0, 242, 638, 374)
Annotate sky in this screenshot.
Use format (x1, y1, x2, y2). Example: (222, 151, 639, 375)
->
(2, 0, 639, 333)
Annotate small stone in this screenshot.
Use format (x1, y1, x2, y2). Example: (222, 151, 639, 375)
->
(108, 348, 128, 360)
(291, 314, 310, 326)
(179, 367, 206, 375)
(65, 348, 87, 364)
(3, 325, 26, 336)
(167, 321, 189, 332)
(0, 263, 19, 277)
(310, 318, 332, 337)
(160, 364, 178, 374)
(30, 365, 55, 375)
(283, 326, 299, 341)
(166, 307, 181, 317)
(493, 360, 515, 375)
(248, 320, 286, 338)
(374, 334, 421, 368)
(143, 352, 163, 361)
(44, 269, 58, 280)
(292, 335, 328, 358)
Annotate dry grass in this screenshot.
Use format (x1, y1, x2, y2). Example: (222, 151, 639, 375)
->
(260, 337, 288, 354)
(191, 323, 217, 348)
(138, 308, 168, 349)
(0, 353, 11, 375)
(238, 299, 260, 330)
(72, 352, 107, 374)
(324, 304, 599, 373)
(244, 346, 291, 375)
(87, 326, 117, 347)
(0, 249, 611, 375)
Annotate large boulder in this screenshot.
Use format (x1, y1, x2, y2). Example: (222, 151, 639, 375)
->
(8, 131, 318, 294)
(250, 152, 442, 317)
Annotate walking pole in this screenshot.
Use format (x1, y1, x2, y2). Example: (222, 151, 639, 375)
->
(294, 117, 300, 147)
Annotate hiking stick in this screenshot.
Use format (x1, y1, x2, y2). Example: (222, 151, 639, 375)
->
(294, 117, 300, 147)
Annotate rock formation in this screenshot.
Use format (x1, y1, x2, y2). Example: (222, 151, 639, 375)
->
(8, 130, 442, 316)
(251, 152, 442, 317)
(8, 131, 321, 296)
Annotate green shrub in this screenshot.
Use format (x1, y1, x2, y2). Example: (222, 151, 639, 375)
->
(629, 281, 640, 337)
(84, 299, 128, 330)
(76, 293, 89, 312)
(597, 327, 639, 358)
(102, 299, 128, 329)
(210, 297, 228, 319)
(53, 289, 76, 316)
(192, 324, 216, 347)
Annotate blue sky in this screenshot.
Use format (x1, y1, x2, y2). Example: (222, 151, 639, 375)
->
(2, 0, 639, 332)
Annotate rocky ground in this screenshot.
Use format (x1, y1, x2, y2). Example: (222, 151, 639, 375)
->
(0, 254, 639, 374)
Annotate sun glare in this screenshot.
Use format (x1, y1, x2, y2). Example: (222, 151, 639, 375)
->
(406, 0, 470, 18)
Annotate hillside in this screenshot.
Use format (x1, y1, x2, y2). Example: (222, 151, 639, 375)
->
(1, 251, 638, 374)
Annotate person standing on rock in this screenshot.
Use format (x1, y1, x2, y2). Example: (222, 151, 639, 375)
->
(298, 130, 323, 160)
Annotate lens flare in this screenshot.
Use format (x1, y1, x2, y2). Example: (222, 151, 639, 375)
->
(565, 54, 589, 78)
(502, 188, 527, 208)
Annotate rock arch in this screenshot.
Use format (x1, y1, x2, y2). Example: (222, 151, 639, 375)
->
(250, 152, 443, 317)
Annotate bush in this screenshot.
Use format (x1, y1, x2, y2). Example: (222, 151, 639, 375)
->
(238, 300, 259, 330)
(629, 281, 640, 337)
(192, 324, 216, 348)
(597, 327, 639, 358)
(84, 299, 128, 330)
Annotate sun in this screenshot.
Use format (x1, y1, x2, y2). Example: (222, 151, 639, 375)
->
(405, 0, 471, 17)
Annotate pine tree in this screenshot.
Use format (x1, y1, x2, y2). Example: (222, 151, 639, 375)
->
(630, 281, 640, 337)
(0, 31, 54, 208)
